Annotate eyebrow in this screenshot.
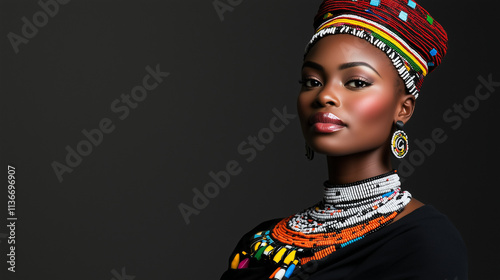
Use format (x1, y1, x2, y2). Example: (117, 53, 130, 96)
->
(339, 61, 381, 77)
(302, 61, 381, 77)
(301, 61, 325, 71)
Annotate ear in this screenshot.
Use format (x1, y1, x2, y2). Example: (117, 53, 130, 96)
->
(395, 94, 416, 124)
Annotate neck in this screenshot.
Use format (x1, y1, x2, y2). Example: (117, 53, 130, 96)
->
(326, 145, 392, 185)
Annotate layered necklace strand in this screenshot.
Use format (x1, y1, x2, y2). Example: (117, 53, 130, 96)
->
(290, 171, 406, 234)
(229, 170, 412, 280)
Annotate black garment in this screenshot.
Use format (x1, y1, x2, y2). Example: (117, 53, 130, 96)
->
(220, 205, 467, 280)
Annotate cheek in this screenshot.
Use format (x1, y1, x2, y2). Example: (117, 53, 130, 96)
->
(349, 92, 395, 126)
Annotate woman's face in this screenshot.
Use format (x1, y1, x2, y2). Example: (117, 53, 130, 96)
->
(298, 34, 408, 157)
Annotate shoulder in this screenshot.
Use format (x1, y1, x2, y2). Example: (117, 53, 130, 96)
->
(337, 205, 468, 280)
(220, 218, 283, 279)
(380, 205, 468, 279)
(393, 204, 466, 248)
(225, 218, 282, 258)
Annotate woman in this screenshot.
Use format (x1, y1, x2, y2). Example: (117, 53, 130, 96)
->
(220, 0, 467, 279)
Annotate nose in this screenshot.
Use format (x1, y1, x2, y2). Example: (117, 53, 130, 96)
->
(314, 84, 340, 108)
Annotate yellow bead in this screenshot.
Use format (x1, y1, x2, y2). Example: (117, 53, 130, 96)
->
(253, 242, 261, 251)
(273, 248, 287, 263)
(283, 250, 296, 265)
(264, 245, 274, 254)
(230, 253, 240, 269)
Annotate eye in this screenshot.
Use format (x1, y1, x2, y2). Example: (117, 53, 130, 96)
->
(298, 78, 322, 88)
(345, 79, 372, 89)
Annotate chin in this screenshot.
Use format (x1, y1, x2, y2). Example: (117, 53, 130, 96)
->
(307, 135, 386, 158)
(306, 136, 354, 157)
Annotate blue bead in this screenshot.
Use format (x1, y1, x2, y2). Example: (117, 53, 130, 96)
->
(429, 48, 437, 56)
(285, 264, 296, 278)
(370, 0, 380, 6)
(407, 0, 416, 9)
(341, 236, 364, 248)
(427, 62, 435, 66)
(398, 11, 408, 21)
(382, 191, 393, 198)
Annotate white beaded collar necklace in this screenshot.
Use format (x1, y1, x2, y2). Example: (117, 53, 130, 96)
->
(287, 170, 412, 234)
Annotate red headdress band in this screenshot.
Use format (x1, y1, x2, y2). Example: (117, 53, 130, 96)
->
(305, 0, 448, 98)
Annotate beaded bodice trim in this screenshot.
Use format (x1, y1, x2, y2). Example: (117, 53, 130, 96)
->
(229, 170, 411, 280)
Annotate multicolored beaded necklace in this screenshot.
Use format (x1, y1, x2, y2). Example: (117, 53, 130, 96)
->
(229, 170, 411, 280)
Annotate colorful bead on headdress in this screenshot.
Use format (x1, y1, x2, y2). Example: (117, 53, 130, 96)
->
(304, 0, 448, 98)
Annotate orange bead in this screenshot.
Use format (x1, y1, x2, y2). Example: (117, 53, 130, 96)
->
(269, 267, 281, 279)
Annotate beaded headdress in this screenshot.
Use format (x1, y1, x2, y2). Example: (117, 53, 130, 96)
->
(304, 0, 448, 98)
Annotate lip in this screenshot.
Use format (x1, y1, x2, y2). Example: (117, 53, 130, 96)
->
(309, 112, 346, 133)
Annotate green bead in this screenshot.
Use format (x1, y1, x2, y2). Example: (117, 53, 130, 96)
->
(255, 246, 266, 260)
(426, 15, 433, 25)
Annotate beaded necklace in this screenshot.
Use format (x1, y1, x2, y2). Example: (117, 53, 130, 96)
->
(229, 170, 411, 280)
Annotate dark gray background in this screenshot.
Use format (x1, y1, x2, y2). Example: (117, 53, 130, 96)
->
(1, 0, 498, 279)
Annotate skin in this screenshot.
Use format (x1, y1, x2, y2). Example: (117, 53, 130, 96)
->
(297, 34, 423, 220)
